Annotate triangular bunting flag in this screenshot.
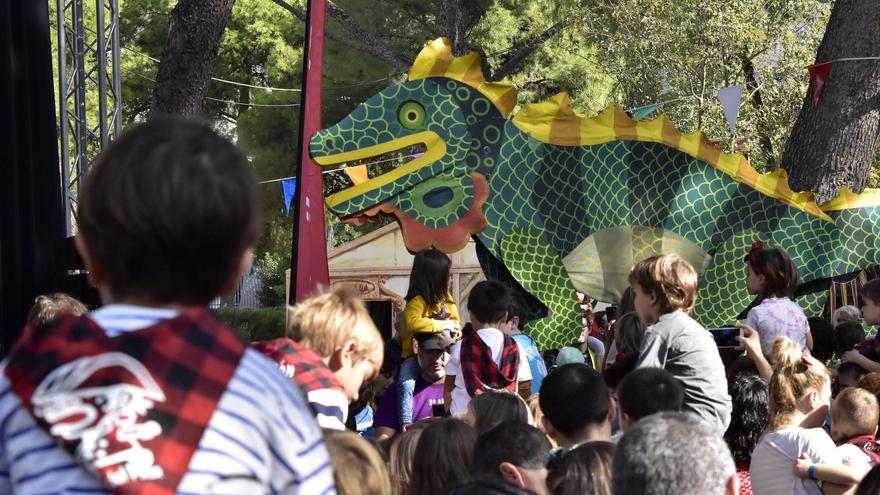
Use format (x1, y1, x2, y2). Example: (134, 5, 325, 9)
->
(632, 103, 663, 121)
(717, 84, 744, 134)
(807, 62, 833, 109)
(281, 178, 296, 217)
(345, 165, 369, 185)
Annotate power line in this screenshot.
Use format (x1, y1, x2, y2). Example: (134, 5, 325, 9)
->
(204, 95, 300, 108)
(124, 68, 301, 107)
(121, 46, 400, 93)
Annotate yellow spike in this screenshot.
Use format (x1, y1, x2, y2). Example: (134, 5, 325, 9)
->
(408, 38, 518, 118)
(821, 187, 880, 211)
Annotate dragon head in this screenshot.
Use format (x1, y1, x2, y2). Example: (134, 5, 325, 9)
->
(310, 38, 517, 252)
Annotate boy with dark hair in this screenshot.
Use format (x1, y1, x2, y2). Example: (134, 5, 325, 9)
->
(617, 367, 684, 431)
(539, 363, 615, 446)
(469, 421, 552, 494)
(502, 295, 547, 394)
(0, 119, 334, 494)
(843, 279, 880, 372)
(629, 254, 731, 430)
(445, 281, 532, 416)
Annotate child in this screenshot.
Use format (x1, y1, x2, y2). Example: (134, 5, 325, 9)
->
(629, 254, 731, 430)
(252, 286, 383, 430)
(324, 429, 392, 495)
(0, 119, 334, 493)
(503, 295, 547, 394)
(744, 242, 812, 356)
(27, 292, 88, 325)
(616, 367, 684, 431)
(833, 305, 863, 329)
(575, 292, 606, 368)
(750, 338, 843, 494)
(843, 279, 880, 372)
(794, 387, 880, 487)
(398, 249, 461, 428)
(445, 281, 531, 416)
(465, 389, 531, 435)
(601, 312, 646, 390)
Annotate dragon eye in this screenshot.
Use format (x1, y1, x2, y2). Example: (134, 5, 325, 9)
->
(398, 101, 426, 130)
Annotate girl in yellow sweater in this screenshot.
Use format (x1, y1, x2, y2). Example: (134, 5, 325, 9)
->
(398, 249, 461, 427)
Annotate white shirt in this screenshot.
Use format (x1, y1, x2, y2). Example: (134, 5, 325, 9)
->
(445, 328, 532, 415)
(838, 443, 874, 478)
(750, 427, 841, 495)
(0, 305, 336, 495)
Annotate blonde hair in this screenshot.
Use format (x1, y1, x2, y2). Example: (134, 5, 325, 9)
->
(27, 293, 88, 326)
(833, 305, 863, 328)
(769, 337, 830, 428)
(389, 429, 422, 495)
(834, 387, 879, 437)
(324, 429, 391, 495)
(628, 254, 698, 314)
(287, 286, 383, 366)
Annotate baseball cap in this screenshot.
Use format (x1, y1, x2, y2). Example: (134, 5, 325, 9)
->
(415, 329, 454, 352)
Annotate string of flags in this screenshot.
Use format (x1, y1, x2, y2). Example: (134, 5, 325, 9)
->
(628, 83, 745, 136)
(808, 57, 880, 108)
(265, 152, 424, 216)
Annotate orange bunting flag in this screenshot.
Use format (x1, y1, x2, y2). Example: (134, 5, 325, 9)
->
(345, 165, 369, 185)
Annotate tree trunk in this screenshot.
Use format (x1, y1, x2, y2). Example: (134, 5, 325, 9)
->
(436, 0, 464, 54)
(149, 0, 236, 118)
(781, 0, 880, 203)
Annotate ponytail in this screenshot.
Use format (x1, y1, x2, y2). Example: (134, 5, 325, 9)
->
(768, 337, 828, 427)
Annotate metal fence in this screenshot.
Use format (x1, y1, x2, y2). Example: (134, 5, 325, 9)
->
(209, 268, 263, 309)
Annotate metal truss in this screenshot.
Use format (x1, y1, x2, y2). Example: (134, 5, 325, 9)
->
(56, 0, 122, 235)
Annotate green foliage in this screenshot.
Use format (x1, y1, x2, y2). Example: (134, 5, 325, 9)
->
(568, 0, 831, 171)
(216, 306, 286, 341)
(56, 0, 880, 308)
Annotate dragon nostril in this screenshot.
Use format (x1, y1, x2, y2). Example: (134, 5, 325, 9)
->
(325, 137, 336, 149)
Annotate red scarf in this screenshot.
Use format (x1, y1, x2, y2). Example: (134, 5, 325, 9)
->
(4, 308, 245, 494)
(460, 331, 520, 396)
(250, 337, 344, 395)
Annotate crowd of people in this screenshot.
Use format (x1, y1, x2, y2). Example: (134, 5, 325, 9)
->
(4, 118, 880, 494)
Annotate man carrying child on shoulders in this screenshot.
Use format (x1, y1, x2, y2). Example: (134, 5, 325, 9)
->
(373, 329, 453, 438)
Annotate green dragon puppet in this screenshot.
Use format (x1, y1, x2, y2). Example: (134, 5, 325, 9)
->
(310, 38, 880, 349)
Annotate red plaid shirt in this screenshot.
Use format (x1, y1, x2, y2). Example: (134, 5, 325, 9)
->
(460, 331, 520, 396)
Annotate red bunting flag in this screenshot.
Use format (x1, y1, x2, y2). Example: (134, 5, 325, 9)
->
(807, 62, 833, 109)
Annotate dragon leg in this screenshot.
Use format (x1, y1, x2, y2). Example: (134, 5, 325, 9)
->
(499, 229, 582, 350)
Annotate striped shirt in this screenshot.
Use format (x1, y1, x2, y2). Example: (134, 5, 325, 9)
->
(0, 305, 336, 494)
